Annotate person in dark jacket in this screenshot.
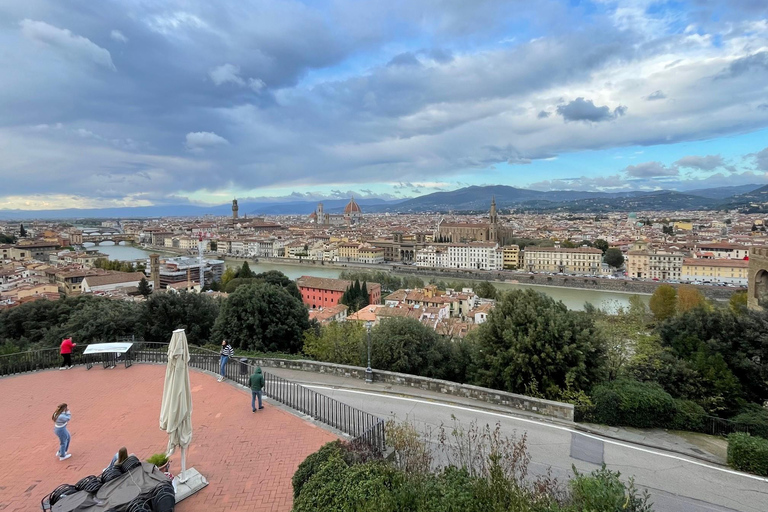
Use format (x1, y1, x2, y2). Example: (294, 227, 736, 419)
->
(249, 367, 265, 412)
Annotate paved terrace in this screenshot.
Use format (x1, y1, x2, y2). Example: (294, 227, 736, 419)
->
(0, 365, 337, 512)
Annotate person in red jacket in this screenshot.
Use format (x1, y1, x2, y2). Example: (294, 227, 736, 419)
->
(60, 337, 76, 370)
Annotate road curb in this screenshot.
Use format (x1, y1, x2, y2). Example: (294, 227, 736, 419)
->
(279, 374, 732, 468)
(573, 424, 727, 466)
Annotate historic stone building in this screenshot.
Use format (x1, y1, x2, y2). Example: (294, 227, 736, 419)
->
(436, 198, 508, 243)
(748, 246, 768, 309)
(309, 198, 362, 226)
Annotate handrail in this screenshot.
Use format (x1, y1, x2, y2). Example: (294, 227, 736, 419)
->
(0, 341, 386, 452)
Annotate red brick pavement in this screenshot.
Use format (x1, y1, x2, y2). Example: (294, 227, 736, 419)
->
(0, 365, 338, 512)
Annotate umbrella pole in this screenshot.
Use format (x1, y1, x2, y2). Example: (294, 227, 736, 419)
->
(179, 446, 188, 483)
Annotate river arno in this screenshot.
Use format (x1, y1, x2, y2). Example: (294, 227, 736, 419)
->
(92, 245, 646, 311)
(224, 260, 649, 312)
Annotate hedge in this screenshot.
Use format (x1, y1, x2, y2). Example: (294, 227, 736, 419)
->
(732, 407, 768, 440)
(591, 380, 675, 429)
(291, 440, 343, 499)
(669, 399, 706, 432)
(727, 433, 768, 476)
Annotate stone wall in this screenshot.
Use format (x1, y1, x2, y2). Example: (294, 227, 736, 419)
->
(748, 247, 768, 309)
(394, 267, 737, 301)
(248, 358, 574, 421)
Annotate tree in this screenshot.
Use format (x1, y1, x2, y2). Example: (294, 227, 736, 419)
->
(0, 233, 16, 244)
(221, 266, 237, 286)
(474, 281, 498, 301)
(730, 291, 748, 315)
(604, 248, 625, 269)
(212, 282, 309, 353)
(210, 241, 218, 252)
(370, 317, 460, 380)
(677, 285, 707, 313)
(593, 239, 609, 254)
(303, 321, 366, 365)
(139, 292, 220, 345)
(254, 270, 302, 300)
(137, 277, 152, 297)
(649, 285, 677, 321)
(471, 289, 607, 398)
(19, 224, 26, 238)
(235, 261, 255, 279)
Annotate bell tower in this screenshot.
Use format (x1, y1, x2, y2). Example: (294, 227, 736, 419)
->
(489, 196, 498, 242)
(232, 198, 239, 221)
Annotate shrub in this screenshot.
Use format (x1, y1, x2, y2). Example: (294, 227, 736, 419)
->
(291, 440, 343, 499)
(669, 399, 706, 432)
(727, 433, 768, 476)
(146, 453, 168, 467)
(568, 465, 652, 512)
(591, 380, 675, 429)
(732, 406, 768, 439)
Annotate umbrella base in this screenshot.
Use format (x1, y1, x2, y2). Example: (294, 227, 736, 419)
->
(173, 467, 208, 502)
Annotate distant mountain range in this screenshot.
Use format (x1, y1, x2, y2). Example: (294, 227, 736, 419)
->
(0, 197, 401, 220)
(1, 184, 766, 220)
(366, 184, 768, 213)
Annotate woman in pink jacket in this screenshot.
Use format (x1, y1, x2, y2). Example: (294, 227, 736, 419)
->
(60, 337, 76, 370)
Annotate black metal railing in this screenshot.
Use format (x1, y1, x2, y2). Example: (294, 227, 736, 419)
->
(1, 341, 386, 452)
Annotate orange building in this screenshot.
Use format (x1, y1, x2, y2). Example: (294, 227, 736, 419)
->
(296, 275, 381, 310)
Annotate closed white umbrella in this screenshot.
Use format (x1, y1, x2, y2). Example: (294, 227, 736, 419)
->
(160, 329, 193, 483)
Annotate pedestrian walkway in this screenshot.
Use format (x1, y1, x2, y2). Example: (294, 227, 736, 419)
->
(264, 366, 728, 465)
(0, 365, 338, 512)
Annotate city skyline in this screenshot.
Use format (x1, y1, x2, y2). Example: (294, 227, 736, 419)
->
(1, 1, 768, 210)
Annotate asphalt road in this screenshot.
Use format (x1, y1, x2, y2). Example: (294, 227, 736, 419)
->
(296, 384, 768, 512)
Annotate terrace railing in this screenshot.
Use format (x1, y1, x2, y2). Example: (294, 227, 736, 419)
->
(1, 341, 386, 453)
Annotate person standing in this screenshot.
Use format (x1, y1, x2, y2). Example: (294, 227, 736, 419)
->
(52, 403, 72, 461)
(218, 339, 234, 382)
(249, 366, 265, 412)
(59, 337, 76, 370)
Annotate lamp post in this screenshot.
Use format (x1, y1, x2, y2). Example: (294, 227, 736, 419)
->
(365, 321, 373, 383)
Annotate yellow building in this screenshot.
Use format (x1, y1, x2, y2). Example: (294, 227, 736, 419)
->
(502, 245, 520, 269)
(338, 243, 360, 262)
(682, 258, 748, 285)
(358, 246, 385, 264)
(626, 241, 683, 280)
(673, 222, 693, 231)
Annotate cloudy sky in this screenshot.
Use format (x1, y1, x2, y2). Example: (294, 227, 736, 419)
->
(1, 0, 767, 210)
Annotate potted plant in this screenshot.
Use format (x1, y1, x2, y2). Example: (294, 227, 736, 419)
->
(146, 453, 171, 473)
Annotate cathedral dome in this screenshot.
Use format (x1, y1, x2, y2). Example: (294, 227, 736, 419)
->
(344, 197, 362, 214)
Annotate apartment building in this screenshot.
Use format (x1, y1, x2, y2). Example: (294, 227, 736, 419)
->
(296, 275, 382, 310)
(694, 242, 751, 260)
(502, 245, 521, 269)
(626, 241, 684, 280)
(524, 246, 603, 274)
(682, 258, 748, 285)
(358, 246, 385, 264)
(416, 243, 503, 270)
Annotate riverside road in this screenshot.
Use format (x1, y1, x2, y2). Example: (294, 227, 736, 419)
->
(265, 368, 767, 512)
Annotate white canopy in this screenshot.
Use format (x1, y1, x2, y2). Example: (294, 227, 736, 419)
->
(159, 329, 193, 472)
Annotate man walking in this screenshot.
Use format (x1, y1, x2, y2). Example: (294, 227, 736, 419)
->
(218, 339, 234, 382)
(249, 366, 265, 412)
(60, 336, 76, 370)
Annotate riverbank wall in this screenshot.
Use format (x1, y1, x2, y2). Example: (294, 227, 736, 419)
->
(235, 256, 737, 301)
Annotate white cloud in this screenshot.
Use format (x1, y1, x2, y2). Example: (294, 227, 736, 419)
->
(19, 19, 115, 70)
(110, 30, 128, 43)
(209, 63, 245, 86)
(185, 131, 229, 150)
(209, 64, 266, 93)
(248, 78, 266, 92)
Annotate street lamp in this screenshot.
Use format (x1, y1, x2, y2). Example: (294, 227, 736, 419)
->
(365, 320, 373, 383)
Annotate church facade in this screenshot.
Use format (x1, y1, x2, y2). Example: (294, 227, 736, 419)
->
(310, 198, 363, 226)
(436, 198, 506, 243)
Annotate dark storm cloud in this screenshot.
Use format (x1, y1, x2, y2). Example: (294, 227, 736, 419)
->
(537, 110, 551, 119)
(556, 98, 627, 122)
(716, 51, 768, 79)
